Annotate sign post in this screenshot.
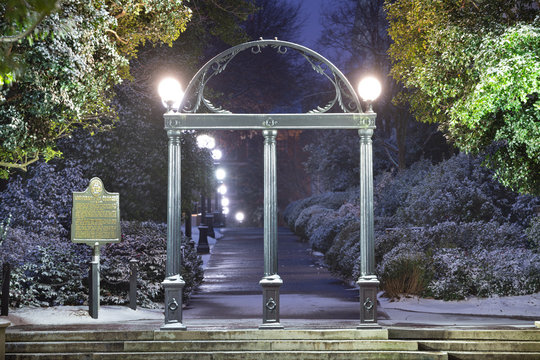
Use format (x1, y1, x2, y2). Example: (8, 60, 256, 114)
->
(71, 177, 120, 318)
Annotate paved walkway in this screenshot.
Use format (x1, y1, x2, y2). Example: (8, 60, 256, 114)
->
(184, 227, 361, 328)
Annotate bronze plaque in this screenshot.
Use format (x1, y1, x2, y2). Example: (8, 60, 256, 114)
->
(71, 177, 121, 244)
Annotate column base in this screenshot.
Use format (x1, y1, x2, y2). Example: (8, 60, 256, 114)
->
(259, 274, 283, 329)
(161, 274, 187, 331)
(259, 322, 284, 330)
(357, 275, 380, 328)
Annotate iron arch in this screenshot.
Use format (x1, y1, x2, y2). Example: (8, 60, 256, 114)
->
(180, 39, 364, 114)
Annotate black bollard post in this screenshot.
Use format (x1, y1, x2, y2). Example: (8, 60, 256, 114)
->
(185, 211, 192, 239)
(129, 259, 138, 311)
(1, 262, 10, 316)
(89, 261, 99, 319)
(206, 214, 215, 238)
(197, 225, 210, 254)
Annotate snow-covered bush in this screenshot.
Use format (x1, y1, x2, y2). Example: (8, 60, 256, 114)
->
(285, 153, 539, 299)
(325, 221, 360, 279)
(0, 221, 203, 308)
(396, 154, 527, 226)
(526, 216, 540, 252)
(428, 247, 540, 300)
(283, 191, 351, 228)
(1, 226, 89, 307)
(0, 160, 87, 232)
(374, 159, 433, 217)
(100, 221, 203, 307)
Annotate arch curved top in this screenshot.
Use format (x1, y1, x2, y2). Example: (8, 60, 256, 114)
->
(180, 39, 364, 114)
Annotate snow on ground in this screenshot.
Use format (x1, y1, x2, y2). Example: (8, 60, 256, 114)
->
(379, 292, 540, 319)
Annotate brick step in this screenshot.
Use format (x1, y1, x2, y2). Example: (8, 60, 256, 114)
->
(7, 339, 418, 353)
(6, 350, 449, 360)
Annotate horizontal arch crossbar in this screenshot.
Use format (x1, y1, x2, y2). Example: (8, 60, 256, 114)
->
(164, 113, 376, 131)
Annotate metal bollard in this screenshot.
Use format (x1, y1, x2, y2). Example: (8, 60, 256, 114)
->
(89, 261, 99, 319)
(185, 211, 192, 239)
(129, 259, 138, 310)
(1, 262, 10, 316)
(197, 225, 210, 254)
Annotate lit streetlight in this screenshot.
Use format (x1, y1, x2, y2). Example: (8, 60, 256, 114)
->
(217, 184, 227, 195)
(221, 197, 230, 207)
(212, 149, 222, 160)
(158, 78, 184, 112)
(358, 76, 381, 112)
(235, 211, 245, 223)
(197, 134, 215, 149)
(215, 168, 226, 181)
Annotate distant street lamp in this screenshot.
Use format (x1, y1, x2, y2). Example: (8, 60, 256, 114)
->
(217, 184, 227, 195)
(235, 212, 245, 223)
(197, 134, 215, 149)
(215, 168, 226, 181)
(221, 197, 230, 207)
(212, 149, 222, 160)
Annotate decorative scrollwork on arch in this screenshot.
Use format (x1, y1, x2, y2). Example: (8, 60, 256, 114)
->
(180, 39, 363, 114)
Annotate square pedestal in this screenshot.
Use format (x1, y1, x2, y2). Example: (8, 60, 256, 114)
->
(259, 274, 284, 329)
(161, 275, 187, 330)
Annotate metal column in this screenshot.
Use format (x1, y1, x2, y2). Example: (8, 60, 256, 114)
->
(357, 127, 380, 328)
(259, 129, 283, 329)
(161, 129, 186, 330)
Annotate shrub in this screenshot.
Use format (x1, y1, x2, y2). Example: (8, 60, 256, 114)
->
(100, 221, 203, 306)
(526, 216, 540, 252)
(325, 221, 361, 279)
(283, 191, 351, 227)
(396, 154, 523, 226)
(428, 247, 540, 300)
(0, 221, 203, 308)
(374, 242, 429, 298)
(6, 241, 89, 307)
(0, 161, 87, 232)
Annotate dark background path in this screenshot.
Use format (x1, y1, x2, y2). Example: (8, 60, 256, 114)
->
(184, 227, 361, 327)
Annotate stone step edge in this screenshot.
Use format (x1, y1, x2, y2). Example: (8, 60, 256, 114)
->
(6, 339, 419, 353)
(7, 329, 389, 342)
(389, 328, 540, 341)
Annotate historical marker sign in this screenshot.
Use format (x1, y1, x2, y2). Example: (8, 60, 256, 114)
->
(71, 177, 121, 244)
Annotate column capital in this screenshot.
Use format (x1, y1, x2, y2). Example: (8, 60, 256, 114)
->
(358, 128, 374, 138)
(262, 129, 278, 138)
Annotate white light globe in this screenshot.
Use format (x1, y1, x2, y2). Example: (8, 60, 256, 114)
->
(221, 197, 230, 207)
(197, 134, 215, 149)
(212, 149, 223, 160)
(235, 212, 245, 222)
(222, 207, 230, 215)
(217, 184, 227, 195)
(215, 168, 226, 180)
(358, 76, 382, 102)
(158, 77, 184, 111)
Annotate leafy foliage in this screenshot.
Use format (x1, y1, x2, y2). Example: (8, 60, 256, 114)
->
(385, 0, 540, 194)
(0, 0, 193, 178)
